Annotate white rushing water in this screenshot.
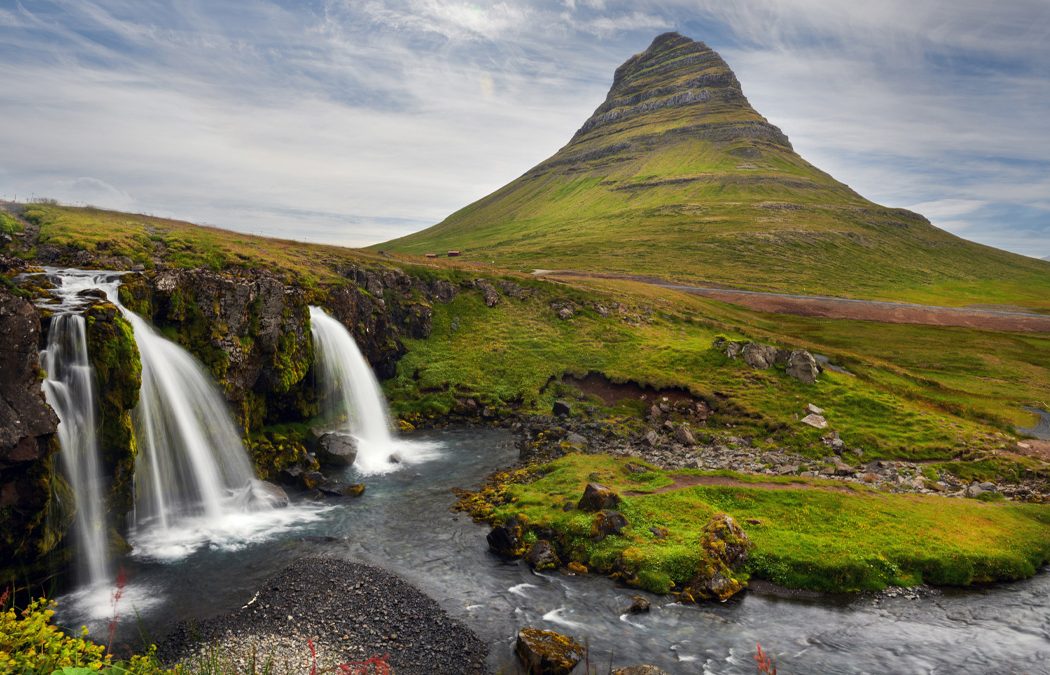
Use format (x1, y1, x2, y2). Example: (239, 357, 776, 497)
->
(38, 270, 314, 570)
(40, 313, 110, 589)
(309, 305, 441, 474)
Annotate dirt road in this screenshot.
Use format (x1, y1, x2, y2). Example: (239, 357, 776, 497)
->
(537, 270, 1050, 333)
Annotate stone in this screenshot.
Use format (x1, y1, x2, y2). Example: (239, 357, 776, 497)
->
(247, 480, 290, 509)
(473, 279, 501, 307)
(487, 516, 527, 558)
(675, 425, 696, 446)
(515, 628, 585, 675)
(742, 342, 778, 369)
(525, 540, 561, 571)
(551, 301, 576, 320)
(965, 483, 985, 498)
(612, 667, 668, 675)
(301, 471, 325, 491)
(318, 480, 366, 498)
(644, 429, 659, 446)
(801, 414, 828, 429)
(315, 432, 358, 467)
(565, 432, 588, 448)
(566, 561, 588, 575)
(625, 594, 651, 614)
(786, 350, 821, 384)
(682, 513, 752, 602)
(591, 510, 629, 539)
(578, 483, 621, 511)
(552, 400, 572, 417)
(806, 403, 825, 415)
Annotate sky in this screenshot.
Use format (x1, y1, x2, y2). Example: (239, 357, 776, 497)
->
(1, 1, 1048, 258)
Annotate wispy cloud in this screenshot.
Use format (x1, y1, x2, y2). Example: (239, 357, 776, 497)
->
(0, 0, 1047, 257)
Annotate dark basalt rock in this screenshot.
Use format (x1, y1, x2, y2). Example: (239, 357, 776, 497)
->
(315, 431, 357, 467)
(578, 482, 621, 512)
(625, 594, 651, 614)
(552, 400, 572, 417)
(592, 510, 629, 539)
(515, 627, 585, 675)
(525, 539, 561, 571)
(0, 287, 61, 569)
(487, 515, 527, 559)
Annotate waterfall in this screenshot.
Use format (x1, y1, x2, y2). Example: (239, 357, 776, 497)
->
(309, 306, 397, 473)
(120, 308, 261, 529)
(40, 313, 111, 589)
(309, 306, 442, 474)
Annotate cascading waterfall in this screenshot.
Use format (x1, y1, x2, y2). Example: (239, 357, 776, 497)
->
(40, 313, 111, 589)
(309, 306, 440, 474)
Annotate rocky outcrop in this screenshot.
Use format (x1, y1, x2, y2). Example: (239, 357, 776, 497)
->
(714, 337, 822, 384)
(525, 539, 561, 571)
(0, 287, 61, 571)
(578, 483, 621, 511)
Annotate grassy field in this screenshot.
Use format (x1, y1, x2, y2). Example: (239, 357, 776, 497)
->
(379, 37, 1050, 309)
(475, 453, 1050, 593)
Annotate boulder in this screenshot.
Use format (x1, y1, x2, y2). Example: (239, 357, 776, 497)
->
(742, 342, 778, 369)
(564, 432, 588, 448)
(487, 516, 527, 558)
(301, 471, 325, 491)
(682, 513, 752, 602)
(552, 400, 572, 417)
(786, 350, 821, 384)
(801, 414, 828, 429)
(515, 628, 585, 675)
(246, 480, 290, 509)
(806, 403, 825, 415)
(578, 483, 621, 511)
(318, 480, 366, 498)
(315, 432, 358, 467)
(675, 425, 696, 446)
(643, 429, 659, 446)
(592, 510, 629, 539)
(525, 540, 561, 571)
(551, 301, 576, 320)
(625, 594, 651, 614)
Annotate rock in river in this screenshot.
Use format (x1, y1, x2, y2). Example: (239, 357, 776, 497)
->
(516, 627, 586, 675)
(315, 431, 358, 467)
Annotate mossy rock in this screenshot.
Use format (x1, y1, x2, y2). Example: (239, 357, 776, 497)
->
(85, 302, 141, 527)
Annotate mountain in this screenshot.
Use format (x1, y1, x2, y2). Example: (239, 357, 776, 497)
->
(380, 33, 1050, 308)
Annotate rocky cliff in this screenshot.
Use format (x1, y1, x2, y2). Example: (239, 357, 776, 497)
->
(0, 286, 64, 578)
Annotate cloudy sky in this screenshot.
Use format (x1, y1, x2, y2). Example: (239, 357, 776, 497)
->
(1, 1, 1048, 257)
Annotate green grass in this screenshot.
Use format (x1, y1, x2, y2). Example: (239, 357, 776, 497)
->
(487, 454, 1050, 593)
(378, 39, 1050, 309)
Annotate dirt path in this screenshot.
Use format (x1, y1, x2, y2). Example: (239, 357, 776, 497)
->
(537, 270, 1050, 333)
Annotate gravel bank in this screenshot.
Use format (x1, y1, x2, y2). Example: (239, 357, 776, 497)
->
(160, 557, 488, 674)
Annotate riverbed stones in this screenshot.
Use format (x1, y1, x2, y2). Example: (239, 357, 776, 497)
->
(578, 483, 621, 511)
(525, 539, 561, 571)
(613, 667, 668, 675)
(515, 628, 585, 675)
(315, 432, 358, 467)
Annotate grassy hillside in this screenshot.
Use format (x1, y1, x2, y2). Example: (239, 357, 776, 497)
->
(379, 33, 1050, 310)
(5, 202, 1047, 478)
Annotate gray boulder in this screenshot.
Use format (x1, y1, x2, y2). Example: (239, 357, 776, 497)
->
(786, 350, 821, 384)
(316, 432, 358, 467)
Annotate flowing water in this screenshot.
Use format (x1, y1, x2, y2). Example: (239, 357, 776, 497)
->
(59, 428, 1048, 674)
(38, 269, 318, 617)
(309, 305, 441, 474)
(40, 312, 110, 589)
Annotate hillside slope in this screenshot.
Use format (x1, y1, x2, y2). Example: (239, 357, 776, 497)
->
(380, 33, 1050, 309)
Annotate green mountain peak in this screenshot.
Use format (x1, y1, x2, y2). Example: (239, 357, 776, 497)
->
(379, 33, 1050, 308)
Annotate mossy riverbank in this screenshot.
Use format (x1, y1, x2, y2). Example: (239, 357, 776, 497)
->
(460, 453, 1050, 595)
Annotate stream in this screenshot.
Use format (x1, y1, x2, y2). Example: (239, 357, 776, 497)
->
(57, 429, 1050, 674)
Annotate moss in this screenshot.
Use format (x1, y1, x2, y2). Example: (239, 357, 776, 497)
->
(269, 309, 312, 394)
(85, 303, 141, 527)
(244, 423, 315, 480)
